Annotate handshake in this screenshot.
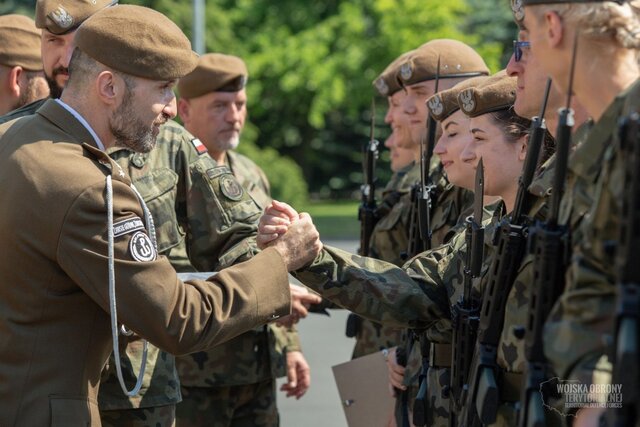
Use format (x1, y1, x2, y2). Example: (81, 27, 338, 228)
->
(258, 200, 323, 271)
(259, 201, 324, 327)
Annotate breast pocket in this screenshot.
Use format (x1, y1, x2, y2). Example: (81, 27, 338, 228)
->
(132, 168, 182, 254)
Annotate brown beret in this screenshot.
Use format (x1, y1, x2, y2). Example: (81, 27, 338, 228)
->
(0, 15, 42, 71)
(457, 71, 517, 117)
(372, 50, 414, 97)
(74, 5, 198, 81)
(398, 39, 489, 86)
(35, 0, 117, 35)
(426, 75, 489, 121)
(178, 53, 248, 99)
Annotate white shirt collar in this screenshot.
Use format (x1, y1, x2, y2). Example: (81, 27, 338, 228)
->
(54, 99, 106, 151)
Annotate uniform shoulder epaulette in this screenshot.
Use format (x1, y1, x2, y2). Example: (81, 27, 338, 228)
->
(82, 143, 131, 185)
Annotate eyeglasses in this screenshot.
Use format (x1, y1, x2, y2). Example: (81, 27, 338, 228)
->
(513, 40, 531, 62)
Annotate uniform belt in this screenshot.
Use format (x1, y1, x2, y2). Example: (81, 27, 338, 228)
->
(428, 342, 452, 368)
(499, 371, 523, 403)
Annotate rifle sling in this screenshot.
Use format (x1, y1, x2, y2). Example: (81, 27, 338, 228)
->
(429, 342, 452, 368)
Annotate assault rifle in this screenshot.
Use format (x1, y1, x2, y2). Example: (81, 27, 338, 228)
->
(518, 37, 580, 427)
(348, 100, 379, 339)
(518, 73, 576, 427)
(407, 58, 441, 258)
(461, 77, 557, 426)
(358, 98, 380, 258)
(608, 111, 640, 427)
(449, 159, 486, 427)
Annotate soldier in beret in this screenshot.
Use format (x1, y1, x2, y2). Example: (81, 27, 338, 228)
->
(175, 52, 316, 427)
(0, 14, 49, 115)
(0, 5, 321, 426)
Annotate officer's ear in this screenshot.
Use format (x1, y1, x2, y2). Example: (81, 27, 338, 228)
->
(95, 70, 121, 107)
(6, 66, 23, 98)
(177, 98, 191, 124)
(518, 134, 529, 162)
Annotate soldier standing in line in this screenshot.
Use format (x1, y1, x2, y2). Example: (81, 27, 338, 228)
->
(0, 15, 49, 115)
(0, 5, 322, 426)
(381, 40, 490, 426)
(519, 1, 640, 426)
(175, 53, 311, 427)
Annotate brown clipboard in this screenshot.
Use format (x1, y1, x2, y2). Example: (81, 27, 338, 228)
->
(332, 348, 396, 427)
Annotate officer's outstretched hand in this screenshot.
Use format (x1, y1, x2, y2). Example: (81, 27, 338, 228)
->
(266, 207, 322, 271)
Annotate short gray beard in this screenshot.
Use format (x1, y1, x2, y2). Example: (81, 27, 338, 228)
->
(216, 134, 240, 152)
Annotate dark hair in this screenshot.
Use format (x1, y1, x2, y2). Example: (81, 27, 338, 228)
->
(68, 47, 136, 92)
(488, 107, 556, 165)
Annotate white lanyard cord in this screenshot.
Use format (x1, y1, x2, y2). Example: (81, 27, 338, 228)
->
(107, 175, 149, 397)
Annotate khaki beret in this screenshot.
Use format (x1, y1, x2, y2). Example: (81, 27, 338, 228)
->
(74, 5, 199, 81)
(457, 71, 517, 117)
(0, 15, 42, 71)
(426, 75, 489, 121)
(372, 50, 414, 97)
(398, 39, 489, 86)
(36, 0, 117, 35)
(178, 53, 248, 99)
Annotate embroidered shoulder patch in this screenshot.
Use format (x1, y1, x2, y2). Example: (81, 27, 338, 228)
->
(220, 175, 244, 201)
(113, 217, 145, 238)
(129, 231, 156, 262)
(191, 138, 208, 155)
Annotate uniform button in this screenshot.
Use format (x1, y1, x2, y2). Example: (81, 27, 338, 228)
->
(132, 154, 145, 168)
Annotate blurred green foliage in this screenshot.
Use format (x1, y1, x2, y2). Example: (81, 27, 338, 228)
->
(7, 0, 516, 201)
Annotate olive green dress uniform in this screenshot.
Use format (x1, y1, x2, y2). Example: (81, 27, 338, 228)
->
(98, 121, 264, 426)
(544, 80, 640, 412)
(175, 149, 301, 427)
(0, 100, 290, 427)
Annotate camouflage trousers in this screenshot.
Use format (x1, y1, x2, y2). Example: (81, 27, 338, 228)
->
(176, 379, 278, 427)
(100, 403, 176, 427)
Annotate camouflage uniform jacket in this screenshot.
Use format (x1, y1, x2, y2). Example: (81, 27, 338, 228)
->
(176, 149, 300, 388)
(353, 162, 417, 359)
(99, 121, 263, 410)
(544, 82, 640, 410)
(0, 98, 45, 124)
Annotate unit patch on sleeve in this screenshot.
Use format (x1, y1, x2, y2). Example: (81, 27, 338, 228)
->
(113, 217, 145, 238)
(129, 231, 157, 262)
(220, 175, 244, 201)
(191, 138, 208, 155)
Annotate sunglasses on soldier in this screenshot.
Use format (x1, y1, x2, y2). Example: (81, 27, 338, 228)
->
(513, 40, 531, 62)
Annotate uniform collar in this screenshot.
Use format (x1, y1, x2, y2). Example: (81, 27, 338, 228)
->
(54, 99, 105, 151)
(36, 99, 103, 150)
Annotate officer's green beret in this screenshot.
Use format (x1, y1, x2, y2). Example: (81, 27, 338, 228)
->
(373, 51, 414, 97)
(398, 39, 489, 86)
(74, 5, 199, 81)
(457, 71, 517, 118)
(35, 0, 117, 35)
(178, 53, 248, 99)
(426, 75, 489, 121)
(0, 15, 42, 71)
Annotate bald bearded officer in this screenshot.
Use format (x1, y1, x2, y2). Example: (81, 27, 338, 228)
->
(0, 5, 321, 426)
(0, 15, 49, 115)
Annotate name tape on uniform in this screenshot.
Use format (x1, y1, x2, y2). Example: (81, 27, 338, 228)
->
(113, 217, 145, 238)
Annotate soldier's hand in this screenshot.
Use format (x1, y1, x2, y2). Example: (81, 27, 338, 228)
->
(277, 284, 323, 327)
(271, 212, 322, 271)
(574, 408, 605, 427)
(383, 347, 406, 396)
(280, 350, 311, 399)
(257, 200, 299, 249)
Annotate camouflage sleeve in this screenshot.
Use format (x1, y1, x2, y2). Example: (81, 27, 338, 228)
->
(544, 145, 618, 392)
(293, 245, 451, 330)
(174, 135, 262, 271)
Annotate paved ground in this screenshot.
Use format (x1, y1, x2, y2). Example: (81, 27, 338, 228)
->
(277, 239, 359, 427)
